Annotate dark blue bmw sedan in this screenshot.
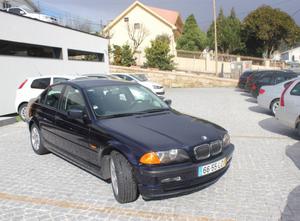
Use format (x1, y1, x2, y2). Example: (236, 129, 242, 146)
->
(28, 79, 234, 203)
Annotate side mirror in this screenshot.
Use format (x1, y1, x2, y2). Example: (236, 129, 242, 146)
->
(164, 99, 172, 106)
(67, 109, 83, 119)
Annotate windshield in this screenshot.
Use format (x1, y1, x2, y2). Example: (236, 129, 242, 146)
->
(132, 74, 148, 82)
(85, 84, 169, 118)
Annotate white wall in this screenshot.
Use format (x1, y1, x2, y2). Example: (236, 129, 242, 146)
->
(108, 5, 176, 65)
(0, 12, 109, 115)
(281, 47, 300, 62)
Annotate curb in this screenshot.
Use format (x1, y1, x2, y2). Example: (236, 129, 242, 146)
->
(0, 117, 17, 127)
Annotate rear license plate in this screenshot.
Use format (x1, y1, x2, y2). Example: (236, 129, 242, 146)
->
(198, 158, 226, 177)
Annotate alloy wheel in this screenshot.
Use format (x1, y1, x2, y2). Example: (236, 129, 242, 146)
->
(31, 127, 40, 151)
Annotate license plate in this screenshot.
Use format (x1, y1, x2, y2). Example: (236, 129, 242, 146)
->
(198, 158, 227, 177)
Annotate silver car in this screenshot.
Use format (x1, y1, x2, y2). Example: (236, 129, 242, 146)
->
(257, 78, 299, 115)
(276, 78, 300, 136)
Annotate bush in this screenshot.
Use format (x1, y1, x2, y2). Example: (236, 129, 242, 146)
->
(144, 35, 175, 71)
(112, 44, 136, 66)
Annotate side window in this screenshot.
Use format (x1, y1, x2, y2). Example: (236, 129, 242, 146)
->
(125, 76, 134, 81)
(31, 78, 51, 89)
(259, 76, 272, 84)
(44, 85, 64, 108)
(53, 78, 69, 84)
(290, 83, 300, 96)
(116, 75, 126, 80)
(9, 8, 22, 15)
(61, 86, 85, 112)
(274, 76, 286, 84)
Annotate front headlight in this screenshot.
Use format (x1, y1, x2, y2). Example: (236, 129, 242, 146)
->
(140, 149, 189, 165)
(223, 133, 230, 147)
(153, 85, 162, 89)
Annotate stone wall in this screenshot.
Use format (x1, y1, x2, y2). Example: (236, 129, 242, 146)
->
(110, 65, 238, 88)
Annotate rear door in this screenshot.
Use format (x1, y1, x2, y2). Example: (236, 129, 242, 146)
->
(55, 85, 98, 165)
(285, 82, 300, 127)
(38, 84, 65, 150)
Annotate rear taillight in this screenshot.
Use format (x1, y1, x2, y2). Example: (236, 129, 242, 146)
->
(251, 83, 257, 90)
(259, 89, 265, 94)
(18, 79, 28, 89)
(280, 81, 294, 107)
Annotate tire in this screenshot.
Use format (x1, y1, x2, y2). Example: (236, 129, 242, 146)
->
(110, 151, 139, 203)
(270, 99, 280, 116)
(296, 123, 300, 138)
(18, 103, 28, 121)
(30, 123, 50, 155)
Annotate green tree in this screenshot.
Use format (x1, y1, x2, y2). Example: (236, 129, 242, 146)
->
(207, 8, 244, 54)
(176, 14, 207, 51)
(145, 35, 175, 71)
(242, 5, 300, 57)
(112, 44, 136, 66)
(112, 45, 122, 65)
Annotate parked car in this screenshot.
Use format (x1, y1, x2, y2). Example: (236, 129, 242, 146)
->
(15, 75, 77, 121)
(28, 79, 234, 203)
(276, 79, 300, 136)
(113, 73, 165, 97)
(83, 74, 122, 80)
(257, 78, 298, 115)
(249, 70, 297, 98)
(244, 70, 261, 92)
(6, 7, 58, 24)
(237, 70, 255, 89)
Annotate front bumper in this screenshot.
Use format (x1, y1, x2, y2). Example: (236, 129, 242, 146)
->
(134, 144, 234, 199)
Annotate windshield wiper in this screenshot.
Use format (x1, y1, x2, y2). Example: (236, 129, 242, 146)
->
(136, 108, 170, 114)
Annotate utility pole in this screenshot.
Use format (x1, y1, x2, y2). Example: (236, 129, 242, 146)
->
(213, 0, 218, 76)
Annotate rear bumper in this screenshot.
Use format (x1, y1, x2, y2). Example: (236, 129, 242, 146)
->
(275, 107, 296, 129)
(134, 145, 234, 199)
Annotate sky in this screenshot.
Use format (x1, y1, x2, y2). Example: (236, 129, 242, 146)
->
(33, 0, 300, 31)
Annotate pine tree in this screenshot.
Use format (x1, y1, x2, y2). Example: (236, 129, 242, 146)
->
(176, 14, 207, 51)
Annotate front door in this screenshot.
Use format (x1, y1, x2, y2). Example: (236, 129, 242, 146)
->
(55, 85, 98, 166)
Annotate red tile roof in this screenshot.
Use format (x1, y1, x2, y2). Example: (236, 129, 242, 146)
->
(147, 6, 180, 25)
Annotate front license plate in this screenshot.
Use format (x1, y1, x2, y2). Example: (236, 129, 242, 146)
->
(198, 158, 226, 177)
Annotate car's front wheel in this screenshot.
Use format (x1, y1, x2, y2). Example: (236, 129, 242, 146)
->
(270, 99, 280, 116)
(30, 124, 50, 155)
(110, 151, 139, 203)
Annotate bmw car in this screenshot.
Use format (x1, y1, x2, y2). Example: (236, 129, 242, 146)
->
(28, 79, 234, 203)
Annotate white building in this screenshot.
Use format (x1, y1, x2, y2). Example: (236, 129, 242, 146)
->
(103, 1, 183, 65)
(281, 46, 300, 63)
(0, 11, 109, 115)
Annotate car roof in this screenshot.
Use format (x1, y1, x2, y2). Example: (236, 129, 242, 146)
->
(27, 75, 79, 80)
(64, 79, 136, 89)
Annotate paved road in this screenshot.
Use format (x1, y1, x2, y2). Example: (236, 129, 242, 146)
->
(0, 88, 299, 221)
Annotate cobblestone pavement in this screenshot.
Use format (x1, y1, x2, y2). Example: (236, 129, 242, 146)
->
(0, 88, 299, 221)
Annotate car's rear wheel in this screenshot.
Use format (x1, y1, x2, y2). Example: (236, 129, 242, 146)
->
(296, 123, 300, 138)
(110, 151, 139, 203)
(270, 99, 280, 116)
(30, 124, 49, 155)
(18, 103, 28, 121)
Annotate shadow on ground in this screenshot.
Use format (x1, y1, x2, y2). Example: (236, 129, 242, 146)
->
(248, 106, 271, 115)
(286, 142, 300, 169)
(258, 118, 298, 139)
(281, 142, 300, 220)
(240, 92, 252, 97)
(281, 185, 300, 221)
(245, 98, 257, 103)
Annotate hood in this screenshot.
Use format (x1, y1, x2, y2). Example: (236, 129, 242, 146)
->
(96, 111, 226, 152)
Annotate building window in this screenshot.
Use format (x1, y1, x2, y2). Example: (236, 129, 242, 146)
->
(134, 23, 141, 29)
(68, 49, 104, 62)
(0, 40, 62, 59)
(124, 17, 129, 22)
